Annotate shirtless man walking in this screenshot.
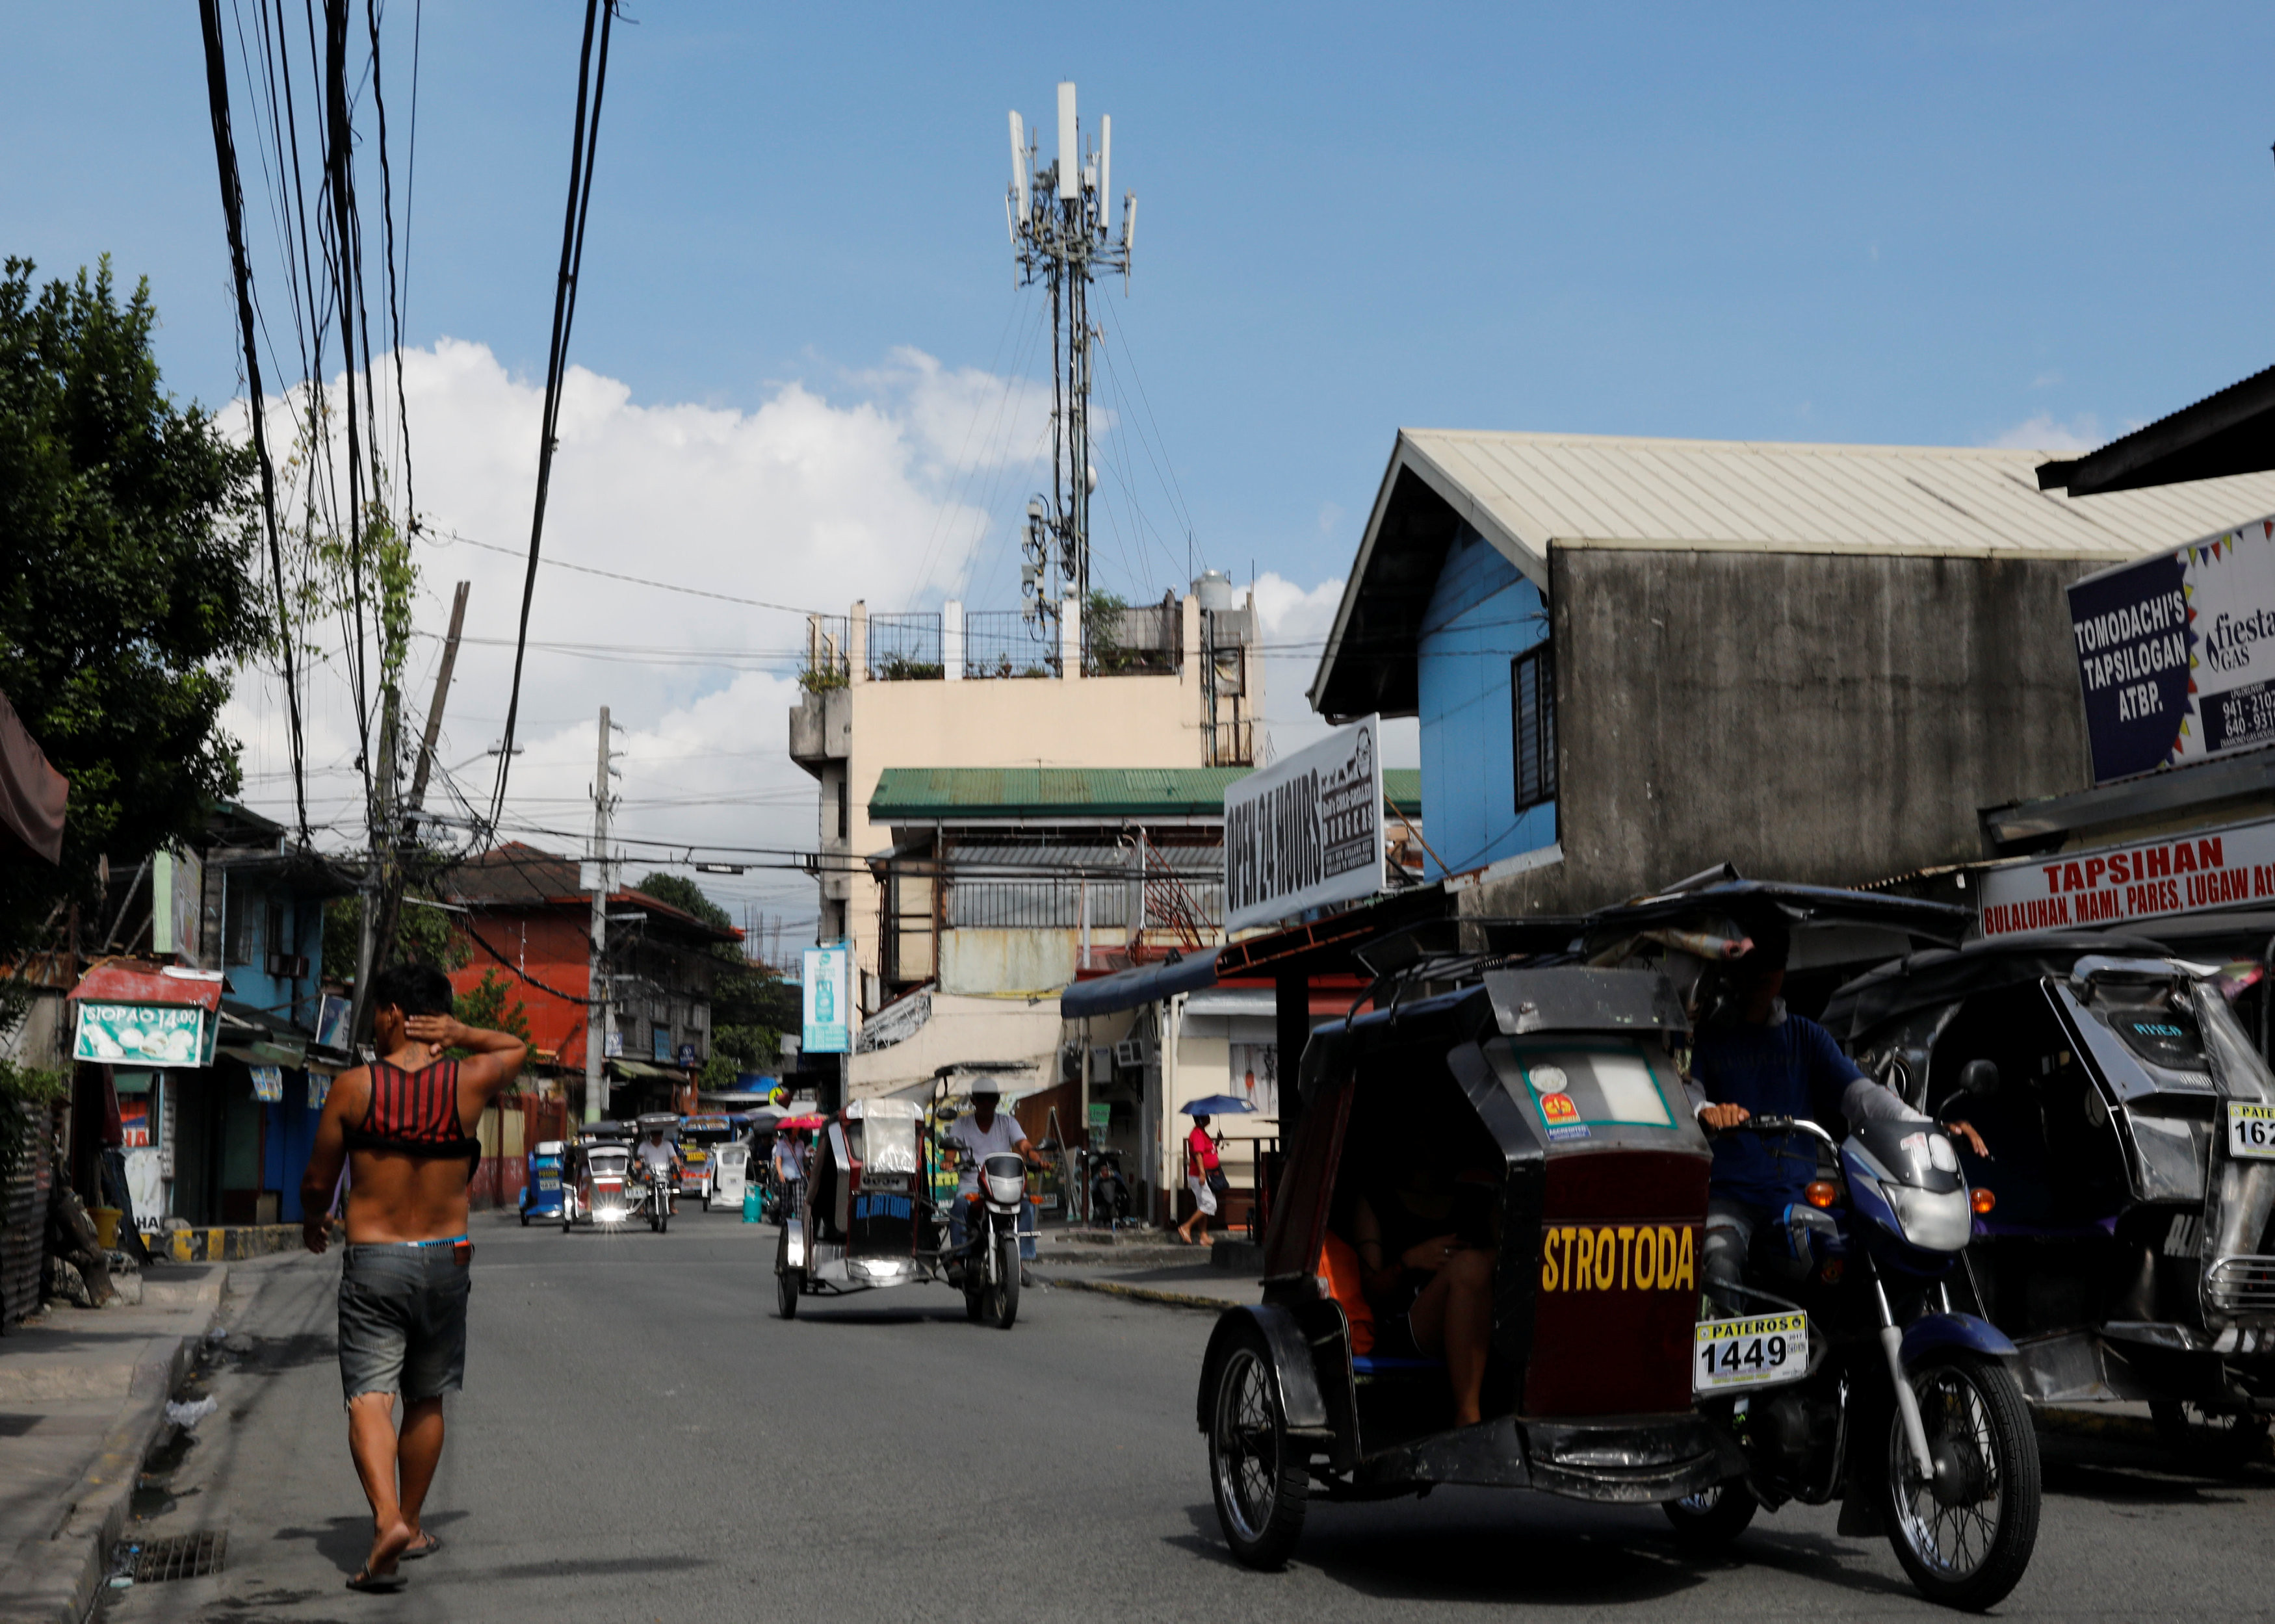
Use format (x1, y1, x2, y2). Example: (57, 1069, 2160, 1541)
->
(300, 963, 526, 1593)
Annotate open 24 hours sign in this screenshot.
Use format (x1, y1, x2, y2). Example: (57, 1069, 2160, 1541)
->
(1977, 820, 2275, 938)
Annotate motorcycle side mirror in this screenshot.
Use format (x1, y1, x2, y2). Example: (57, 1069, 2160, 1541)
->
(1955, 1059, 2001, 1099)
(1035, 1139, 1059, 1153)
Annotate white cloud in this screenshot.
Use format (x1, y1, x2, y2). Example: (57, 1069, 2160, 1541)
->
(1249, 571, 1418, 770)
(1982, 413, 2103, 454)
(221, 338, 1052, 942)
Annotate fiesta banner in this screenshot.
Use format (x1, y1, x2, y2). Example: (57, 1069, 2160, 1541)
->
(1977, 818, 2275, 937)
(2069, 512, 2275, 784)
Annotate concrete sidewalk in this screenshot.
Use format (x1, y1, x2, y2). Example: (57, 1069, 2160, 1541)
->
(0, 1263, 227, 1624)
(1032, 1257, 1260, 1309)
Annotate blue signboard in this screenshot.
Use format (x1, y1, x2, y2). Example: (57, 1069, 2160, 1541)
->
(802, 942, 851, 1055)
(2070, 514, 2275, 785)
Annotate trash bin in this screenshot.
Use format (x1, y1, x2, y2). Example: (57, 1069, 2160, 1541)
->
(90, 1207, 122, 1250)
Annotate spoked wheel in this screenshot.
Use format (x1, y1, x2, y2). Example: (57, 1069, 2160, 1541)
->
(989, 1233, 1021, 1328)
(1663, 1480, 1758, 1548)
(1208, 1328, 1308, 1569)
(1880, 1352, 2040, 1610)
(2150, 1400, 2274, 1473)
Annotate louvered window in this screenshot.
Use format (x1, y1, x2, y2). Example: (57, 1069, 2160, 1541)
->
(1513, 645, 1557, 812)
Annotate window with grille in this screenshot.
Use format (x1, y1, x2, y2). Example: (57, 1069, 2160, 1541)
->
(1512, 645, 1557, 812)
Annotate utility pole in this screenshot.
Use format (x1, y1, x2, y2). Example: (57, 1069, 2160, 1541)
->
(405, 582, 470, 816)
(1007, 81, 1134, 662)
(583, 706, 614, 1124)
(352, 582, 469, 1047)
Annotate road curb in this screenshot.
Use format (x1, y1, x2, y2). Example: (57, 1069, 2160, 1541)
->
(1037, 1273, 1241, 1311)
(5, 1267, 228, 1624)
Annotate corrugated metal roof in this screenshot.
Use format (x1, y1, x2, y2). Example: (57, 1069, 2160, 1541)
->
(1398, 430, 2275, 576)
(1312, 429, 2275, 719)
(870, 767, 1422, 822)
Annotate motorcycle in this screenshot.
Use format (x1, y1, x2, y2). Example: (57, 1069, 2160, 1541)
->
(946, 1152, 1028, 1329)
(1082, 1146, 1132, 1226)
(1672, 1114, 2042, 1611)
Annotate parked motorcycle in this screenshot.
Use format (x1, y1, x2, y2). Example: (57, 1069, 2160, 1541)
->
(1670, 1115, 2042, 1611)
(1083, 1146, 1132, 1226)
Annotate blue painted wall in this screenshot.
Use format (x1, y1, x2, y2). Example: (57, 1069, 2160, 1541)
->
(1416, 524, 1557, 878)
(221, 875, 330, 1222)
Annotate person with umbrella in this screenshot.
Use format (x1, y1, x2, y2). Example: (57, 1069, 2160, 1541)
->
(1176, 1094, 1251, 1246)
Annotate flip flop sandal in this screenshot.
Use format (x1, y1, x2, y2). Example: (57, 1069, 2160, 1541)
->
(402, 1532, 443, 1560)
(346, 1567, 407, 1593)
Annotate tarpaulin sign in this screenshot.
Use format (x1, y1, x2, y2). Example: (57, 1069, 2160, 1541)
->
(1978, 818, 2275, 936)
(2071, 513, 2275, 784)
(250, 1066, 284, 1103)
(74, 1001, 211, 1067)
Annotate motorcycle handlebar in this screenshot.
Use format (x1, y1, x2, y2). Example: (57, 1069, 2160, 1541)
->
(1714, 1114, 1840, 1151)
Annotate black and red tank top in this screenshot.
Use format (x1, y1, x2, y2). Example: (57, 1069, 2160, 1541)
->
(343, 1059, 482, 1166)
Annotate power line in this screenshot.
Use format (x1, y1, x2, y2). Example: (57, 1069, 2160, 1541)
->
(489, 0, 621, 833)
(422, 526, 819, 615)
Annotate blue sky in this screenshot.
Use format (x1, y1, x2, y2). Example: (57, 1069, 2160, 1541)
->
(12, 3, 2275, 598)
(9, 3, 2275, 927)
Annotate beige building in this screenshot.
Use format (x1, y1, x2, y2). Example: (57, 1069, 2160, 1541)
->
(788, 585, 1260, 1098)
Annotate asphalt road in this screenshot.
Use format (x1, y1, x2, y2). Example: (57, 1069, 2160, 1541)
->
(105, 1211, 2275, 1623)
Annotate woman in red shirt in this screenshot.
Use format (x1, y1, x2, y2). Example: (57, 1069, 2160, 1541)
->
(1176, 1113, 1224, 1245)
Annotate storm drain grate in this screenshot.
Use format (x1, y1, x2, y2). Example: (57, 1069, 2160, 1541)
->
(131, 1530, 227, 1582)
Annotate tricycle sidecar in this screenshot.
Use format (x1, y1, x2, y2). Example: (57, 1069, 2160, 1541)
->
(1197, 964, 1742, 1567)
(1827, 933, 2275, 1463)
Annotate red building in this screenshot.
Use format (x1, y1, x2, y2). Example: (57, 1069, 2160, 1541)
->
(439, 843, 740, 1118)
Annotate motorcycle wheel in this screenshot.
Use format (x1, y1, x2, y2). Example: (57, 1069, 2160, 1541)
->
(1879, 1350, 2040, 1611)
(2150, 1400, 2274, 1473)
(1208, 1322, 1308, 1569)
(1663, 1481, 1758, 1548)
(990, 1233, 1021, 1328)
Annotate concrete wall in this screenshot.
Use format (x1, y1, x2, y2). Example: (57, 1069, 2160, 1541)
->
(1465, 545, 2093, 917)
(1418, 526, 1555, 877)
(937, 928, 1078, 996)
(845, 991, 1063, 1099)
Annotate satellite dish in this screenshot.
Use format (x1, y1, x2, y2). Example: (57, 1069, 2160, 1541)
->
(1086, 463, 1098, 495)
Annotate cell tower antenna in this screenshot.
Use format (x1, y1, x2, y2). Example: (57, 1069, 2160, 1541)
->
(1006, 79, 1133, 662)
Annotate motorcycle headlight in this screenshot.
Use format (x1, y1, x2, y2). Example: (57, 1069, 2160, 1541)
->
(1883, 1183, 1971, 1253)
(983, 1172, 1025, 1205)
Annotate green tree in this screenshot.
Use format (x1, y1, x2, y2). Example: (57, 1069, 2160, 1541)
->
(452, 967, 533, 1053)
(0, 258, 266, 959)
(633, 872, 794, 1085)
(322, 889, 469, 989)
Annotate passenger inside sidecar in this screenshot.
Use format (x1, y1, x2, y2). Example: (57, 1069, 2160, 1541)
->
(1336, 1083, 1506, 1424)
(1313, 1044, 1507, 1432)
(1917, 972, 2193, 1334)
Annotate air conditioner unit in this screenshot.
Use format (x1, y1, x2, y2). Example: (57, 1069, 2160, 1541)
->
(1113, 1037, 1147, 1069)
(266, 953, 310, 979)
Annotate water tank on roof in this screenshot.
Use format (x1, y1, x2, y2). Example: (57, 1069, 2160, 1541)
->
(1192, 569, 1236, 612)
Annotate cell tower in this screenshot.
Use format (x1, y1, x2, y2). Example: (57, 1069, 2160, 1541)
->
(1006, 81, 1134, 649)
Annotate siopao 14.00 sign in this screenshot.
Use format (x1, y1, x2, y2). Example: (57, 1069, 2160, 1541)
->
(2070, 513, 2275, 784)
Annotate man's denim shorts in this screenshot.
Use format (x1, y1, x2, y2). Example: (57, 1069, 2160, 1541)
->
(338, 1240, 472, 1405)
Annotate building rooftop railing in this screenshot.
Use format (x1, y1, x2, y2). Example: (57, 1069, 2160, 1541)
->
(866, 612, 943, 680)
(963, 610, 1060, 679)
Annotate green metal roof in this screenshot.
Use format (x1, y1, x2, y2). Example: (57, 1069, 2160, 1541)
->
(869, 766, 1421, 822)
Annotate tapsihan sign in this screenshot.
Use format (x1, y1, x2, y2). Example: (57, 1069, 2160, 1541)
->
(1977, 822, 2275, 937)
(2069, 513, 2275, 784)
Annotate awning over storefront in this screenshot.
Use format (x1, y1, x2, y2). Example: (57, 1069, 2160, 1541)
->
(608, 1058, 683, 1081)
(1060, 947, 1223, 1018)
(2037, 363, 2275, 496)
(216, 999, 312, 1069)
(67, 960, 225, 1068)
